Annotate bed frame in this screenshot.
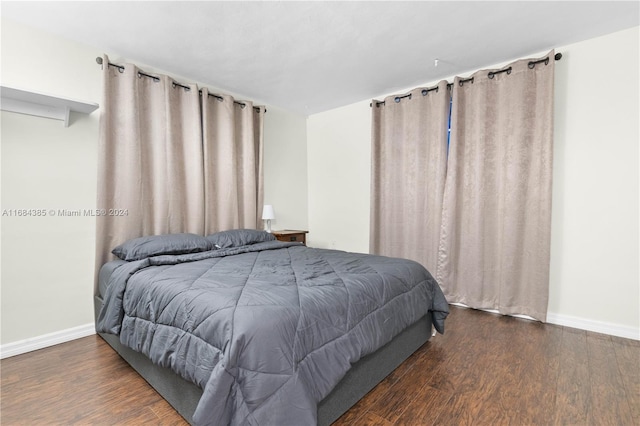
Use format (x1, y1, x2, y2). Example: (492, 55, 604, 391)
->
(94, 296, 433, 425)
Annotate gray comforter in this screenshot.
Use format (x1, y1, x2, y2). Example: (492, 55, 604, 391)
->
(97, 241, 448, 425)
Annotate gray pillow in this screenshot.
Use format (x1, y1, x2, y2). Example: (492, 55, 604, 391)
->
(206, 229, 275, 249)
(112, 233, 212, 261)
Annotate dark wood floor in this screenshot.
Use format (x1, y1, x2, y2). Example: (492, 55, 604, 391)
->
(1, 306, 638, 425)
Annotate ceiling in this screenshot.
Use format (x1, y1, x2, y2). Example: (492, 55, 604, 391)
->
(2, 1, 638, 115)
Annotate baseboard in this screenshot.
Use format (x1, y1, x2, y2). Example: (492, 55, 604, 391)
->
(546, 313, 639, 341)
(450, 303, 639, 341)
(0, 323, 96, 359)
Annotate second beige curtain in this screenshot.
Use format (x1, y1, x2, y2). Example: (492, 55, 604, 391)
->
(370, 81, 450, 272)
(370, 52, 555, 322)
(437, 52, 555, 321)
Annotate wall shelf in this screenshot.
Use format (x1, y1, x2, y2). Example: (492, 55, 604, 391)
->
(0, 85, 99, 127)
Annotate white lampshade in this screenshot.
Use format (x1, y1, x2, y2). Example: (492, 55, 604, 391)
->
(262, 205, 275, 220)
(262, 205, 275, 233)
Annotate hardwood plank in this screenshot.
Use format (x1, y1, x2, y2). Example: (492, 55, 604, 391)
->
(366, 366, 428, 422)
(365, 308, 474, 422)
(492, 319, 563, 424)
(587, 332, 635, 425)
(0, 335, 186, 425)
(520, 323, 563, 425)
(355, 411, 394, 426)
(148, 400, 192, 424)
(330, 373, 397, 426)
(394, 384, 452, 425)
(482, 317, 529, 422)
(612, 335, 640, 424)
(332, 339, 427, 425)
(553, 327, 592, 425)
(431, 388, 517, 426)
(405, 307, 488, 396)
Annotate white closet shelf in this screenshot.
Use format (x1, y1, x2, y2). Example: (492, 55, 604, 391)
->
(0, 85, 99, 127)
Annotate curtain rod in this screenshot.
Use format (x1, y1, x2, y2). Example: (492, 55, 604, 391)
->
(370, 52, 562, 108)
(95, 57, 266, 113)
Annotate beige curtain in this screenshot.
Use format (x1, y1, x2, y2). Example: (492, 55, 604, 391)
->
(370, 81, 450, 272)
(201, 89, 264, 234)
(437, 52, 555, 321)
(95, 56, 264, 294)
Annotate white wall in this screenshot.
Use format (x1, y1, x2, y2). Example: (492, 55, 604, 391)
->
(263, 106, 309, 232)
(307, 26, 640, 338)
(307, 102, 371, 251)
(1, 18, 102, 345)
(0, 18, 307, 346)
(547, 27, 639, 337)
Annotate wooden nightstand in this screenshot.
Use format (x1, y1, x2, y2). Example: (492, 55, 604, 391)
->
(272, 230, 308, 245)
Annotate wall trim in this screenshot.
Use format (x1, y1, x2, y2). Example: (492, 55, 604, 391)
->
(450, 303, 639, 341)
(0, 323, 96, 359)
(546, 312, 639, 341)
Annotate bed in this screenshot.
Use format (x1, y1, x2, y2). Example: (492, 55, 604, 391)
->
(95, 230, 448, 425)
